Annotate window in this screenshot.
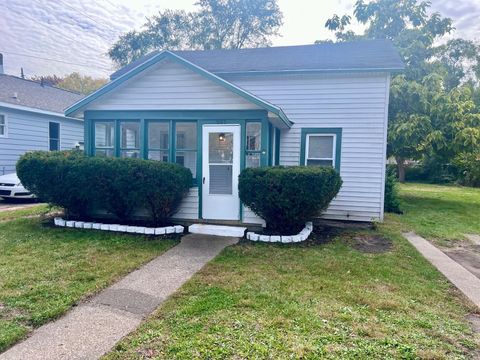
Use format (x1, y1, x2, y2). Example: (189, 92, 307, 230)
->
(175, 122, 197, 178)
(245, 122, 262, 168)
(0, 114, 6, 137)
(95, 122, 115, 157)
(120, 122, 140, 158)
(300, 128, 342, 169)
(148, 122, 169, 162)
(49, 122, 60, 151)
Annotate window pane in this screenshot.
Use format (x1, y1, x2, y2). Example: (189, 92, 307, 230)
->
(49, 139, 59, 151)
(148, 150, 169, 162)
(246, 122, 261, 151)
(209, 132, 233, 163)
(121, 122, 139, 149)
(121, 150, 140, 158)
(0, 115, 5, 135)
(246, 153, 261, 168)
(176, 122, 196, 150)
(176, 151, 197, 178)
(96, 149, 114, 157)
(148, 122, 169, 149)
(308, 135, 333, 159)
(95, 122, 114, 147)
(306, 159, 333, 167)
(49, 122, 59, 139)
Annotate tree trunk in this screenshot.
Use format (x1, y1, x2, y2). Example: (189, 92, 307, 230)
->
(396, 157, 406, 183)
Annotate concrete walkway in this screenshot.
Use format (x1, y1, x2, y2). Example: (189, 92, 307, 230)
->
(404, 232, 480, 309)
(0, 234, 238, 360)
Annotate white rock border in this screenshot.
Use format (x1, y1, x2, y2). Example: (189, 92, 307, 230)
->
(53, 217, 184, 235)
(246, 222, 313, 243)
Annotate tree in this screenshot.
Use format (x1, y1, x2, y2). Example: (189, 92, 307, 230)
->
(57, 73, 108, 95)
(29, 75, 63, 87)
(109, 0, 283, 67)
(322, 0, 480, 182)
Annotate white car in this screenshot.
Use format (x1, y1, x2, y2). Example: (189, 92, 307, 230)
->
(0, 173, 35, 200)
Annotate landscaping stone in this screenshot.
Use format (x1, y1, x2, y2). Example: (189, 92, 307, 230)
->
(246, 222, 313, 243)
(259, 235, 270, 242)
(270, 235, 281, 242)
(100, 224, 110, 231)
(144, 228, 155, 235)
(174, 225, 184, 233)
(92, 223, 101, 230)
(154, 227, 166, 235)
(74, 221, 84, 229)
(66, 221, 75, 228)
(83, 222, 93, 230)
(166, 226, 175, 234)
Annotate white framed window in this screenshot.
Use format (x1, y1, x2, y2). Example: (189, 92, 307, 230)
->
(305, 134, 336, 167)
(0, 114, 6, 137)
(49, 122, 60, 151)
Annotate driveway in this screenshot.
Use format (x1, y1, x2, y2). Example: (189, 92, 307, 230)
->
(0, 198, 41, 212)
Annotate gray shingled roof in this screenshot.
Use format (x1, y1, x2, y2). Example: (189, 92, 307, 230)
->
(111, 39, 404, 80)
(0, 74, 84, 113)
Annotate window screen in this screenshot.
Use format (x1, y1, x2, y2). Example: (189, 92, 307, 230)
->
(306, 135, 335, 167)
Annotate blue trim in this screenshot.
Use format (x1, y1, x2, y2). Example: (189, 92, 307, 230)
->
(274, 128, 281, 165)
(84, 110, 268, 121)
(65, 51, 292, 128)
(300, 128, 342, 170)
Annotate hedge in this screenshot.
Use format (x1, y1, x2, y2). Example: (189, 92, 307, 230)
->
(17, 151, 192, 225)
(239, 166, 342, 233)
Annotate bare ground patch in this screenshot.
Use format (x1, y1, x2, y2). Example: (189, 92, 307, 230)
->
(350, 234, 393, 253)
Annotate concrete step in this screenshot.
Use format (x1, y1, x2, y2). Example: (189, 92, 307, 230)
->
(188, 224, 246, 237)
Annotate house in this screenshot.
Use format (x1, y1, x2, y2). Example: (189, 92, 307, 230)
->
(0, 56, 84, 175)
(65, 40, 403, 225)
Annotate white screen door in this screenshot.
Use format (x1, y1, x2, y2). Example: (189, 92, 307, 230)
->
(202, 125, 241, 220)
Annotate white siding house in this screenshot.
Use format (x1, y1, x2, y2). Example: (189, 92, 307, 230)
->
(0, 72, 84, 175)
(66, 40, 403, 224)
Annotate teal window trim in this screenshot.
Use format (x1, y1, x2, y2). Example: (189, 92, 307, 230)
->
(274, 128, 281, 165)
(300, 128, 342, 170)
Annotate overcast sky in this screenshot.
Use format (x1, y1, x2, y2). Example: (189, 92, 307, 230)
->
(1, 0, 479, 79)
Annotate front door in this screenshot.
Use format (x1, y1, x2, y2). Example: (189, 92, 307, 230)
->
(202, 125, 241, 220)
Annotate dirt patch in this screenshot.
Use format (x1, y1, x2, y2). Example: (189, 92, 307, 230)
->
(0, 302, 29, 322)
(467, 313, 480, 333)
(441, 242, 480, 280)
(351, 234, 393, 253)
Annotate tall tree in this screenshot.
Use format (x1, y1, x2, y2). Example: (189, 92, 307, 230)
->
(322, 0, 480, 182)
(57, 73, 108, 95)
(109, 0, 283, 67)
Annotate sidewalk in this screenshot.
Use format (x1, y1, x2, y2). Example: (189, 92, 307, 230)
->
(0, 234, 238, 360)
(404, 232, 480, 309)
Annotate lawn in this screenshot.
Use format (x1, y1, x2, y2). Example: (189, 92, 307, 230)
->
(0, 216, 177, 352)
(0, 203, 50, 222)
(389, 183, 480, 244)
(104, 183, 480, 359)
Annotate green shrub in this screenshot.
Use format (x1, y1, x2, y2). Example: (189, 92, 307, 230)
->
(17, 151, 192, 225)
(384, 166, 402, 214)
(239, 166, 342, 233)
(17, 151, 93, 218)
(454, 152, 480, 187)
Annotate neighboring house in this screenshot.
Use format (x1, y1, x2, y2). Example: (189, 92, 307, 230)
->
(66, 40, 403, 224)
(0, 61, 84, 175)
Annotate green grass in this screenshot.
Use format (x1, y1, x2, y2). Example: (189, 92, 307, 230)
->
(0, 217, 176, 352)
(0, 203, 50, 222)
(390, 183, 480, 244)
(104, 183, 480, 359)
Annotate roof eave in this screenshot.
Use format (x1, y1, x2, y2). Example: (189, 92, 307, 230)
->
(214, 67, 405, 77)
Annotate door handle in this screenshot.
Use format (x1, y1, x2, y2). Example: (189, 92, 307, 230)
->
(203, 177, 205, 184)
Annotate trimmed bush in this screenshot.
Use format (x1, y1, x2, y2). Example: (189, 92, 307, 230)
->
(384, 166, 402, 214)
(239, 166, 342, 233)
(17, 151, 192, 225)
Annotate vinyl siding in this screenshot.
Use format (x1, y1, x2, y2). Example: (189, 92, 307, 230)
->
(88, 60, 261, 111)
(225, 72, 390, 222)
(0, 107, 83, 175)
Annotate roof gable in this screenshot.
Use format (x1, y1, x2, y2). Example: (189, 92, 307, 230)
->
(65, 51, 292, 128)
